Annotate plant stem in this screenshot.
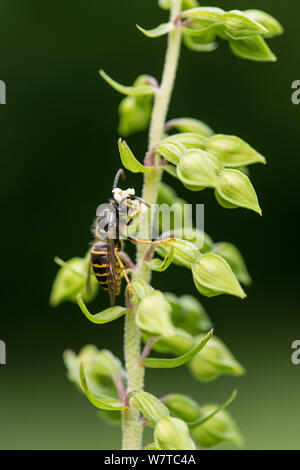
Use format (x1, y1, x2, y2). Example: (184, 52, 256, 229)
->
(122, 0, 182, 450)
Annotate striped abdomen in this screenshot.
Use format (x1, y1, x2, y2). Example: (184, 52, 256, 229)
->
(91, 241, 121, 295)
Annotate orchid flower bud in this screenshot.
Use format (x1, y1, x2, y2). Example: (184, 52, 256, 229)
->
(188, 335, 245, 382)
(154, 416, 196, 450)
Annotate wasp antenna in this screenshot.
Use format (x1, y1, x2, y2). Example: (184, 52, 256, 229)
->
(113, 168, 126, 190)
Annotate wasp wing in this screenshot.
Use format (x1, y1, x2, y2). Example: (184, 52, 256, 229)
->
(106, 207, 118, 307)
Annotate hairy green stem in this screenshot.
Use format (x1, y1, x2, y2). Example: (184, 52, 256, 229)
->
(122, 0, 182, 450)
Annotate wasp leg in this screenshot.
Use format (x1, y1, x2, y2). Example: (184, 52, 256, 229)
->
(86, 258, 92, 295)
(118, 251, 136, 271)
(128, 236, 175, 245)
(115, 248, 133, 297)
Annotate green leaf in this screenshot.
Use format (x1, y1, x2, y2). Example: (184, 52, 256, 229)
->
(140, 328, 213, 368)
(192, 253, 246, 298)
(216, 169, 262, 215)
(80, 363, 127, 410)
(245, 10, 284, 38)
(229, 35, 276, 62)
(165, 117, 214, 136)
(189, 390, 237, 429)
(146, 329, 195, 356)
(100, 70, 155, 96)
(223, 10, 267, 40)
(145, 247, 174, 272)
(133, 391, 169, 426)
(118, 138, 150, 173)
(157, 140, 186, 165)
(137, 22, 174, 38)
(77, 293, 129, 324)
(206, 134, 266, 167)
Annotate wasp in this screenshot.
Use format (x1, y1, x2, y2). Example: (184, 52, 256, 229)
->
(87, 169, 173, 306)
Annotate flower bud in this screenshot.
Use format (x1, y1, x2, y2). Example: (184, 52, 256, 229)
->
(216, 169, 262, 214)
(206, 134, 266, 167)
(145, 328, 195, 356)
(50, 256, 97, 307)
(166, 238, 201, 268)
(167, 132, 206, 149)
(165, 292, 212, 335)
(188, 335, 245, 382)
(213, 242, 252, 286)
(157, 140, 186, 165)
(191, 406, 243, 448)
(183, 31, 218, 52)
(136, 291, 175, 337)
(177, 149, 222, 191)
(165, 117, 214, 137)
(163, 394, 201, 423)
(133, 391, 169, 426)
(131, 279, 154, 307)
(63, 345, 118, 397)
(119, 94, 152, 137)
(192, 253, 246, 298)
(229, 35, 276, 62)
(245, 10, 284, 38)
(223, 10, 267, 40)
(154, 416, 196, 450)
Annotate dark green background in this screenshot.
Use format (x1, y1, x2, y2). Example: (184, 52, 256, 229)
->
(1, 0, 299, 449)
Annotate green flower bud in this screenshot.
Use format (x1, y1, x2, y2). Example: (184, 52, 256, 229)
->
(157, 140, 186, 165)
(131, 279, 154, 307)
(183, 31, 218, 53)
(177, 149, 222, 191)
(245, 10, 284, 38)
(206, 134, 266, 167)
(165, 292, 212, 335)
(216, 169, 262, 215)
(163, 394, 201, 423)
(154, 416, 196, 450)
(180, 7, 224, 35)
(223, 10, 267, 40)
(229, 36, 276, 62)
(213, 242, 252, 286)
(136, 291, 175, 337)
(188, 335, 245, 382)
(166, 238, 201, 268)
(119, 94, 152, 136)
(63, 345, 119, 398)
(50, 256, 97, 307)
(191, 406, 243, 448)
(133, 391, 169, 426)
(165, 117, 214, 137)
(167, 132, 206, 149)
(192, 253, 246, 298)
(145, 328, 195, 356)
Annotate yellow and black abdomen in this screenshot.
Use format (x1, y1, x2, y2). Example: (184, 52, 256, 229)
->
(91, 241, 121, 295)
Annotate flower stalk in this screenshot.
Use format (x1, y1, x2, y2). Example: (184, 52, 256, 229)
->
(123, 0, 183, 450)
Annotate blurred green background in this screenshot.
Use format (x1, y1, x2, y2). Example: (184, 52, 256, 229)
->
(1, 0, 300, 450)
